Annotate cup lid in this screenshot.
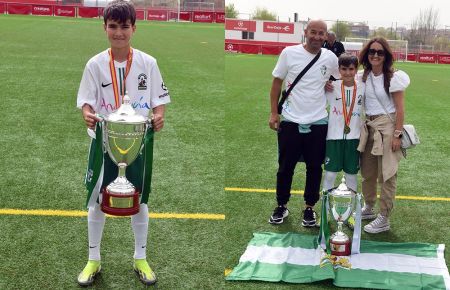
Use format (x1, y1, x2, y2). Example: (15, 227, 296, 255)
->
(329, 177, 356, 198)
(106, 94, 147, 123)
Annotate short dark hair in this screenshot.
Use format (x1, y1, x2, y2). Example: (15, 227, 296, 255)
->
(338, 53, 359, 68)
(103, 0, 136, 26)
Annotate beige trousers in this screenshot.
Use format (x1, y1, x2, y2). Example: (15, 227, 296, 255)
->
(360, 127, 397, 217)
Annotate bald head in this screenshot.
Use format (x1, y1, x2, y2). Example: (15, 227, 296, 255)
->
(306, 20, 327, 31)
(304, 19, 328, 53)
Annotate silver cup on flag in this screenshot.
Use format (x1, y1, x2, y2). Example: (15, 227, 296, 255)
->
(328, 178, 356, 256)
(101, 94, 150, 216)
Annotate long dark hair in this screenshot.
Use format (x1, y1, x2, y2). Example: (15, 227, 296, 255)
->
(359, 37, 394, 94)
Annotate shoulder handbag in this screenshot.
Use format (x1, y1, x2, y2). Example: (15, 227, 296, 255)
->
(277, 50, 322, 114)
(369, 75, 420, 151)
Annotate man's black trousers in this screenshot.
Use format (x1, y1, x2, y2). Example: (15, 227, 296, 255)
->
(276, 121, 327, 206)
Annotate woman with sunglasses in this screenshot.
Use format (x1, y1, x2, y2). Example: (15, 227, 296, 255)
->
(357, 37, 410, 234)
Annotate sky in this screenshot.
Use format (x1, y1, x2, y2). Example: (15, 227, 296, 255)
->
(227, 0, 450, 29)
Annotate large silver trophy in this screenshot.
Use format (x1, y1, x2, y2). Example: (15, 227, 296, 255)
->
(328, 178, 357, 256)
(101, 94, 150, 216)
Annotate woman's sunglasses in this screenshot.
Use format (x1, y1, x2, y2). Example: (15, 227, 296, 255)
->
(368, 49, 385, 56)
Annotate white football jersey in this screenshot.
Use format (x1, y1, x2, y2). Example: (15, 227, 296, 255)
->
(77, 48, 170, 117)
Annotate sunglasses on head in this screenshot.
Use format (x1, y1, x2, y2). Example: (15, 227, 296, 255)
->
(368, 49, 385, 56)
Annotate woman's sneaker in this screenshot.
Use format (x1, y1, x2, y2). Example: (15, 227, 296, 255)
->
(364, 214, 390, 233)
(269, 205, 289, 224)
(302, 207, 317, 227)
(361, 205, 377, 220)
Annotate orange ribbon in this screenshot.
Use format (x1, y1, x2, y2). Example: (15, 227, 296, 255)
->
(340, 81, 357, 133)
(108, 48, 133, 109)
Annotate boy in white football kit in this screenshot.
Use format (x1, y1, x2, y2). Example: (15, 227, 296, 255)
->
(76, 0, 170, 286)
(323, 53, 364, 192)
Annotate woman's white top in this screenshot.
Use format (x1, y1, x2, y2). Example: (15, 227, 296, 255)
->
(364, 70, 410, 116)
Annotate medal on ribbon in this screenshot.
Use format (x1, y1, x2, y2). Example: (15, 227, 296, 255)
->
(108, 48, 133, 109)
(341, 81, 357, 135)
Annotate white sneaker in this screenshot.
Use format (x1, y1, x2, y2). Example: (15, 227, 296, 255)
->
(361, 205, 376, 220)
(364, 214, 390, 234)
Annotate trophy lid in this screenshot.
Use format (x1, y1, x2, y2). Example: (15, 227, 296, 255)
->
(106, 94, 147, 123)
(329, 177, 356, 198)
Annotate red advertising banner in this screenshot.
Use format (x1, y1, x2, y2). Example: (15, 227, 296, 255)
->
(147, 9, 167, 21)
(407, 53, 416, 61)
(0, 3, 5, 14)
(8, 3, 32, 15)
(225, 19, 256, 32)
(225, 42, 239, 53)
(215, 12, 224, 23)
(169, 11, 191, 21)
(193, 11, 213, 23)
(263, 22, 294, 34)
(78, 7, 99, 18)
(418, 53, 436, 63)
(240, 44, 259, 54)
(438, 54, 450, 64)
(54, 5, 75, 17)
(136, 9, 144, 20)
(32, 4, 52, 16)
(262, 45, 284, 55)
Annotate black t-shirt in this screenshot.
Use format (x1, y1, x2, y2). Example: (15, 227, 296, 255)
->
(322, 41, 345, 57)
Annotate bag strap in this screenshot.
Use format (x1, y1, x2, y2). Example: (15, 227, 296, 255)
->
(369, 74, 395, 123)
(278, 49, 322, 114)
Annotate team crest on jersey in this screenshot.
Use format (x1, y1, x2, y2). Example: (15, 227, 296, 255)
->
(320, 65, 327, 76)
(138, 73, 147, 90)
(158, 82, 169, 99)
(325, 157, 330, 165)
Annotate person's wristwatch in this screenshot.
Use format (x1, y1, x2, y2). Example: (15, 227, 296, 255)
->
(394, 129, 403, 139)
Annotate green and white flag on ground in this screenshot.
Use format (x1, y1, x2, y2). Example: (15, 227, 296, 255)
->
(226, 232, 450, 290)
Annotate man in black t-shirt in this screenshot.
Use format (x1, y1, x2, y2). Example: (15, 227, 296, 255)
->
(322, 31, 345, 57)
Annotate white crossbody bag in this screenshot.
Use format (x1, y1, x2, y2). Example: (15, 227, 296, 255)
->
(369, 75, 420, 151)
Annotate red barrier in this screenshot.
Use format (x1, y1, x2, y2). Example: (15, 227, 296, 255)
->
(32, 4, 52, 15)
(193, 11, 213, 23)
(136, 9, 144, 20)
(262, 45, 284, 55)
(225, 42, 239, 52)
(407, 53, 417, 61)
(418, 53, 437, 63)
(215, 12, 224, 23)
(438, 54, 450, 64)
(8, 3, 32, 15)
(1, 3, 227, 25)
(78, 6, 99, 18)
(239, 44, 259, 54)
(54, 5, 75, 17)
(147, 9, 167, 21)
(168, 11, 191, 21)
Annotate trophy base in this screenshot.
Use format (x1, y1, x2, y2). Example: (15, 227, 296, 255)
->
(330, 239, 351, 256)
(101, 188, 140, 216)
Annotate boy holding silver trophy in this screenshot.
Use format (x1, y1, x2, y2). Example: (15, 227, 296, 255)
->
(318, 53, 364, 255)
(322, 53, 364, 194)
(76, 0, 170, 286)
